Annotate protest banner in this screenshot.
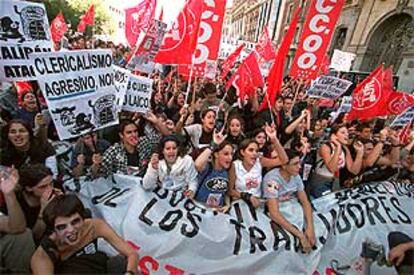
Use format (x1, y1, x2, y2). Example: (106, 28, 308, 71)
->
(30, 50, 118, 140)
(330, 49, 356, 72)
(64, 174, 413, 275)
(112, 65, 131, 112)
(128, 19, 167, 74)
(307, 76, 352, 100)
(122, 74, 153, 113)
(0, 0, 52, 81)
(390, 106, 414, 127)
(338, 96, 352, 113)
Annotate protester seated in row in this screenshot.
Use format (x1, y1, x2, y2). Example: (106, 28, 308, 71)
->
(264, 149, 315, 253)
(92, 119, 159, 178)
(31, 194, 138, 275)
(194, 129, 233, 211)
(71, 132, 110, 178)
(228, 124, 288, 208)
(0, 166, 35, 274)
(0, 119, 57, 174)
(143, 135, 198, 195)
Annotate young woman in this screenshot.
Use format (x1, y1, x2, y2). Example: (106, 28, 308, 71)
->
(264, 149, 315, 253)
(226, 116, 245, 150)
(0, 119, 56, 173)
(308, 124, 364, 198)
(143, 135, 198, 196)
(194, 129, 233, 211)
(228, 124, 288, 208)
(31, 194, 138, 275)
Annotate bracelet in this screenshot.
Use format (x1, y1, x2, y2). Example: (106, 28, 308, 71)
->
(240, 192, 252, 204)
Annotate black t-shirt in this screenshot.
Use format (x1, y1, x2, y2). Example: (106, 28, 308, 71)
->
(199, 130, 213, 146)
(126, 151, 140, 167)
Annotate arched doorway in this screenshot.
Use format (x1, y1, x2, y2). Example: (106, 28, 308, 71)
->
(361, 13, 414, 74)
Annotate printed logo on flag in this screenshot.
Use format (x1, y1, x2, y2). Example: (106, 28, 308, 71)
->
(353, 78, 381, 110)
(388, 94, 412, 115)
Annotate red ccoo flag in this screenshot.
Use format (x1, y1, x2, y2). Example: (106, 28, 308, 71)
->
(259, 7, 301, 111)
(50, 12, 67, 42)
(125, 0, 157, 48)
(221, 43, 245, 79)
(158, 7, 164, 22)
(255, 26, 276, 62)
(154, 0, 203, 64)
(347, 65, 393, 121)
(385, 91, 414, 116)
(77, 5, 95, 33)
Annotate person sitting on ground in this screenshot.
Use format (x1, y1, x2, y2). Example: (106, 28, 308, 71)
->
(31, 194, 138, 275)
(0, 166, 35, 274)
(143, 135, 198, 195)
(264, 149, 315, 253)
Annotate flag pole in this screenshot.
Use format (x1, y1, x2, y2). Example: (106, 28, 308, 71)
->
(265, 91, 275, 126)
(185, 62, 194, 105)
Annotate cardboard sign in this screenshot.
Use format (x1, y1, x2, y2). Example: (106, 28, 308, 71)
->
(122, 75, 153, 113)
(330, 49, 356, 72)
(391, 106, 414, 127)
(307, 76, 352, 100)
(0, 0, 52, 81)
(30, 50, 119, 140)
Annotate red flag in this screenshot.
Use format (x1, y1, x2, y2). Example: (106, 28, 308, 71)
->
(77, 5, 95, 33)
(226, 52, 263, 102)
(154, 0, 203, 64)
(125, 0, 157, 48)
(347, 65, 392, 121)
(221, 44, 245, 79)
(290, 0, 345, 80)
(385, 91, 414, 116)
(158, 8, 164, 22)
(259, 7, 301, 111)
(50, 12, 67, 42)
(255, 26, 276, 62)
(399, 120, 413, 145)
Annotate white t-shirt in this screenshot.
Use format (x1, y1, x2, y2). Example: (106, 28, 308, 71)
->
(234, 158, 263, 197)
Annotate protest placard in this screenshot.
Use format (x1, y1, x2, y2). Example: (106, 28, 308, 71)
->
(127, 19, 167, 74)
(0, 0, 52, 81)
(307, 76, 352, 100)
(204, 60, 217, 80)
(30, 49, 118, 140)
(338, 96, 352, 113)
(65, 174, 414, 275)
(330, 49, 356, 72)
(391, 106, 414, 127)
(122, 75, 153, 113)
(112, 65, 131, 112)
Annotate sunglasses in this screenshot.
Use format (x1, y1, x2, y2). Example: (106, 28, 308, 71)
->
(55, 217, 82, 232)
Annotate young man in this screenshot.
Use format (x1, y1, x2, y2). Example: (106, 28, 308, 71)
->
(31, 194, 138, 274)
(263, 149, 315, 253)
(0, 167, 35, 273)
(92, 120, 159, 177)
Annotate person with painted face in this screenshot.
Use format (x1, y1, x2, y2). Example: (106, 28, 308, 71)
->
(195, 129, 233, 211)
(308, 124, 364, 198)
(228, 124, 288, 208)
(0, 120, 56, 172)
(92, 120, 159, 178)
(31, 194, 138, 275)
(264, 149, 315, 253)
(143, 135, 198, 195)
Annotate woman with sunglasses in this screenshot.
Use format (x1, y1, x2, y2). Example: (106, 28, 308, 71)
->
(31, 194, 138, 275)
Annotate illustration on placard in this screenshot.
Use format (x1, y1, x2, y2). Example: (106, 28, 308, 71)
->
(51, 106, 95, 135)
(0, 15, 25, 42)
(89, 95, 117, 127)
(14, 5, 49, 41)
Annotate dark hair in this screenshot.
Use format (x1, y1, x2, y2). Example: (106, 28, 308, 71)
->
(202, 82, 216, 96)
(356, 122, 371, 132)
(43, 194, 87, 230)
(227, 115, 245, 133)
(2, 119, 34, 149)
(285, 149, 302, 163)
(212, 141, 233, 163)
(157, 135, 186, 159)
(119, 119, 137, 134)
(236, 139, 258, 160)
(19, 163, 53, 188)
(330, 124, 347, 136)
(201, 109, 216, 120)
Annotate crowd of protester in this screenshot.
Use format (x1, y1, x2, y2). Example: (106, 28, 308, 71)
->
(0, 34, 413, 274)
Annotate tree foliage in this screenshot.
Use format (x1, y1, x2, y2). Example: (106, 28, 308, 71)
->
(43, 0, 115, 36)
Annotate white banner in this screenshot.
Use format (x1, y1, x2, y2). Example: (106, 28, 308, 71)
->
(128, 20, 167, 74)
(0, 0, 52, 81)
(64, 175, 414, 275)
(307, 76, 352, 100)
(330, 49, 356, 72)
(122, 75, 153, 113)
(30, 50, 119, 140)
(391, 106, 414, 127)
